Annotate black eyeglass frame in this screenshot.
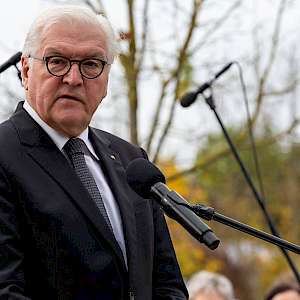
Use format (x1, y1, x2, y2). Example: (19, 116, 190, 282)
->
(28, 55, 110, 79)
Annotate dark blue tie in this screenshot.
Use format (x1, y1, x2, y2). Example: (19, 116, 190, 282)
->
(64, 138, 113, 232)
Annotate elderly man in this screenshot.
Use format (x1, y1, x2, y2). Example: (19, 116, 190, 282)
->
(0, 5, 188, 300)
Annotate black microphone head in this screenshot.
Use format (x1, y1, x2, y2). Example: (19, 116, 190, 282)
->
(180, 91, 198, 108)
(14, 51, 22, 63)
(126, 158, 166, 198)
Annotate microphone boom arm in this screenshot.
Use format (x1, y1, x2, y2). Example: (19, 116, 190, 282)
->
(0, 51, 22, 73)
(0, 51, 22, 84)
(191, 204, 300, 254)
(180, 62, 233, 107)
(193, 204, 300, 254)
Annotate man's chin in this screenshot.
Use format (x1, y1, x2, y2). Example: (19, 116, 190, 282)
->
(51, 116, 89, 137)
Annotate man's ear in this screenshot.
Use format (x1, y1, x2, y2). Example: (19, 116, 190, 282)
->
(21, 56, 30, 90)
(102, 67, 111, 98)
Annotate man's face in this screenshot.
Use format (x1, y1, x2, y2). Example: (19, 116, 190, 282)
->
(194, 291, 225, 300)
(272, 290, 300, 300)
(22, 21, 110, 137)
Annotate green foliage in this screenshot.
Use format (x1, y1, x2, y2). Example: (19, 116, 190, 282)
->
(165, 126, 300, 299)
(177, 55, 193, 100)
(191, 126, 300, 296)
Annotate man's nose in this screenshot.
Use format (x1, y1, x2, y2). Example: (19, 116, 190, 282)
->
(62, 63, 83, 85)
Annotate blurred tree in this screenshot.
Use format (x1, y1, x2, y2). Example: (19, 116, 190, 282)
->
(173, 126, 300, 299)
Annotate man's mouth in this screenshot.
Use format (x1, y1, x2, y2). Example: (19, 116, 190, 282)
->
(57, 95, 81, 102)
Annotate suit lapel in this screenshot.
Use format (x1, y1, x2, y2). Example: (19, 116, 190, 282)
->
(89, 129, 138, 282)
(11, 104, 126, 268)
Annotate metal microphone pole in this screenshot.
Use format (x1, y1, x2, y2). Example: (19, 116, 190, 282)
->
(0, 51, 22, 84)
(200, 89, 300, 284)
(191, 203, 300, 255)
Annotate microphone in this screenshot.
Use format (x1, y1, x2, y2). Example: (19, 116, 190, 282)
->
(0, 51, 22, 73)
(180, 62, 234, 107)
(126, 158, 220, 250)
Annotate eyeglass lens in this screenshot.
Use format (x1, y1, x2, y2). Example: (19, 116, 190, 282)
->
(47, 56, 104, 79)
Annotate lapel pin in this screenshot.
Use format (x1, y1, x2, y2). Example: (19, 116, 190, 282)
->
(110, 154, 116, 160)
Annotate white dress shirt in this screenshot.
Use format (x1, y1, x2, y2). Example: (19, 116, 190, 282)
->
(23, 101, 127, 266)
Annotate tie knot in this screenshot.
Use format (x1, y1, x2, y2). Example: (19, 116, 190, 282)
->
(64, 138, 86, 155)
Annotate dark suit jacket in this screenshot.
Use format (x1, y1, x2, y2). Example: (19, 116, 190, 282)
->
(0, 103, 188, 300)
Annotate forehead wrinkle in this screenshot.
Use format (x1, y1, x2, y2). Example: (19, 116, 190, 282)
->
(38, 22, 108, 59)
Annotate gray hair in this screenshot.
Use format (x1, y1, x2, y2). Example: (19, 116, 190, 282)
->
(186, 271, 236, 300)
(22, 5, 119, 64)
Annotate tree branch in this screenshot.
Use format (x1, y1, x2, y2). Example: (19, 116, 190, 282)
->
(251, 0, 288, 126)
(118, 0, 140, 144)
(190, 0, 242, 55)
(145, 77, 172, 153)
(167, 119, 299, 182)
(152, 0, 203, 162)
(262, 78, 300, 97)
(136, 0, 150, 71)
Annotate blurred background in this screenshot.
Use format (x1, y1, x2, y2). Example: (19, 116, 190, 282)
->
(1, 0, 300, 299)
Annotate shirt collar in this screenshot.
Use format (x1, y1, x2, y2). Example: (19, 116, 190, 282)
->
(23, 100, 99, 159)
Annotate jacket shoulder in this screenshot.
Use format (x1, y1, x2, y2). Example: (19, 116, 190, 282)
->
(0, 119, 19, 148)
(90, 128, 148, 161)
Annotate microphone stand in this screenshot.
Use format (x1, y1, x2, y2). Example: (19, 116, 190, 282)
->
(191, 203, 300, 254)
(0, 51, 22, 84)
(201, 89, 300, 283)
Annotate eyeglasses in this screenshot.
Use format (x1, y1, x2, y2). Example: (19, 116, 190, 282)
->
(28, 55, 109, 79)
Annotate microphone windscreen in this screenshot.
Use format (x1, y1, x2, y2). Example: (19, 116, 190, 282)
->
(180, 92, 197, 107)
(126, 158, 166, 198)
